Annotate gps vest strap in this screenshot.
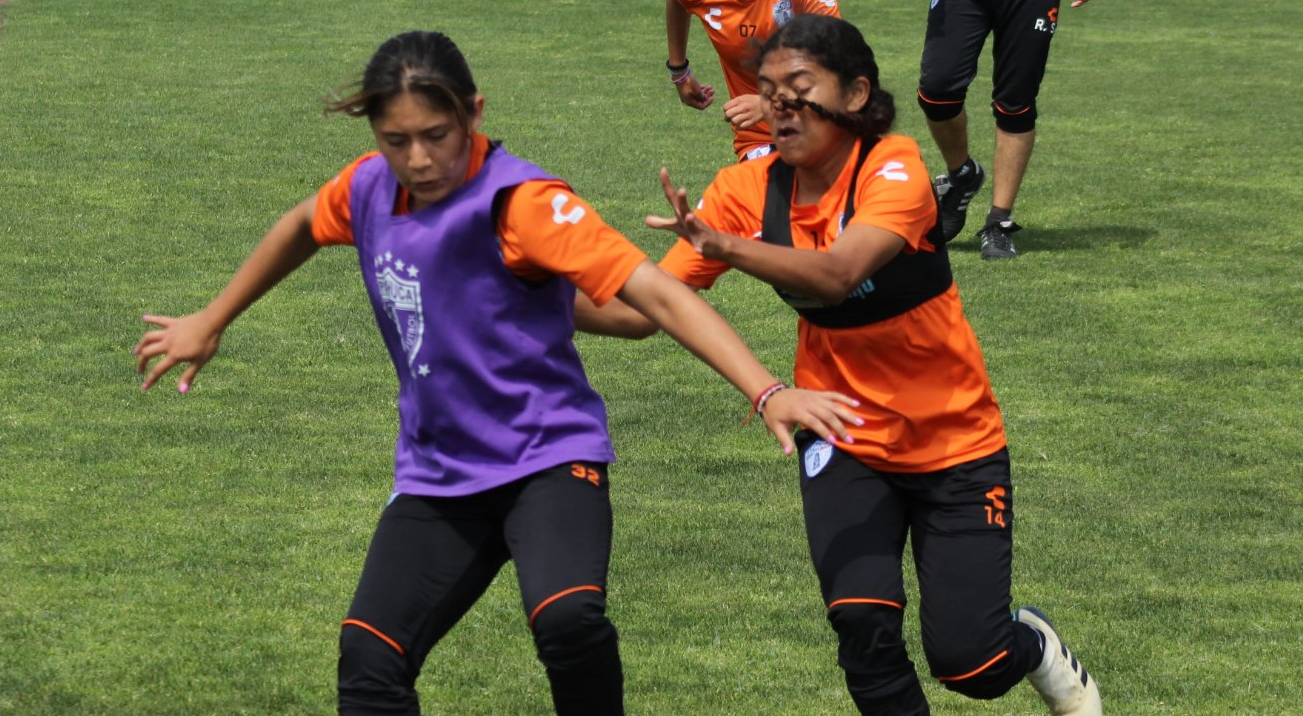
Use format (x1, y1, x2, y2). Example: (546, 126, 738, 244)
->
(760, 139, 953, 328)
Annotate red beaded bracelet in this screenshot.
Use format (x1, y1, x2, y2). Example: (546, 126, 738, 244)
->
(752, 382, 788, 417)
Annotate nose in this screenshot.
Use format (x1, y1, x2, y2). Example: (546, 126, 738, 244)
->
(766, 92, 799, 115)
(408, 140, 434, 170)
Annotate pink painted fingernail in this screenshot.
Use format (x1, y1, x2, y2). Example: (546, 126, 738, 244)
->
(178, 382, 190, 394)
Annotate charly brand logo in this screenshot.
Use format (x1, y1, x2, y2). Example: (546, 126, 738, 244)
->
(703, 7, 723, 30)
(374, 251, 428, 378)
(772, 0, 794, 26)
(875, 161, 910, 182)
(550, 193, 586, 225)
(804, 439, 834, 478)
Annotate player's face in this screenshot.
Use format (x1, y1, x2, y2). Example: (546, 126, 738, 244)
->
(758, 48, 869, 170)
(371, 91, 484, 211)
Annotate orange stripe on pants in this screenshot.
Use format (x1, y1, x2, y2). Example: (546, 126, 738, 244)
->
(341, 618, 405, 655)
(529, 585, 604, 628)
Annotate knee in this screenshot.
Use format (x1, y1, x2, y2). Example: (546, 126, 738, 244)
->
(991, 100, 1037, 133)
(827, 601, 909, 672)
(918, 89, 965, 123)
(338, 619, 418, 714)
(927, 642, 1021, 700)
(530, 587, 617, 671)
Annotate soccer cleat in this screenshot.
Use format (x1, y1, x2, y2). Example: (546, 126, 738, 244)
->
(1016, 607, 1102, 716)
(978, 220, 1021, 260)
(933, 159, 985, 241)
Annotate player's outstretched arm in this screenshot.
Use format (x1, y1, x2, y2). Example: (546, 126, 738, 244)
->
(647, 168, 906, 305)
(574, 292, 658, 339)
(134, 196, 320, 392)
(614, 260, 861, 453)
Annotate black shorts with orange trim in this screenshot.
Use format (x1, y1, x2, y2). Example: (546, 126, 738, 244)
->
(796, 431, 1041, 700)
(917, 0, 1061, 133)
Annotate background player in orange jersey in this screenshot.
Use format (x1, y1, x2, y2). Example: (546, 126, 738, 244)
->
(581, 15, 1103, 716)
(665, 0, 840, 161)
(134, 30, 860, 716)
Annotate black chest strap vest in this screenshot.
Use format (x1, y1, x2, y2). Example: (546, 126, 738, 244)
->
(760, 139, 953, 329)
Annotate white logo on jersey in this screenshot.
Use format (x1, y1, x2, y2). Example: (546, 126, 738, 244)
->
(820, 0, 837, 7)
(703, 8, 723, 30)
(875, 161, 910, 182)
(804, 439, 834, 478)
(375, 253, 425, 378)
(551, 193, 586, 225)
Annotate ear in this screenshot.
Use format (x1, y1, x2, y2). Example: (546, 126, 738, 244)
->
(845, 76, 871, 114)
(468, 94, 486, 133)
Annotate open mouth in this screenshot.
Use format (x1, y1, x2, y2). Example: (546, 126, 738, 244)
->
(775, 125, 800, 141)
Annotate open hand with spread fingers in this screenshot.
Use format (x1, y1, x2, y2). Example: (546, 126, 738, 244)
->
(645, 167, 735, 259)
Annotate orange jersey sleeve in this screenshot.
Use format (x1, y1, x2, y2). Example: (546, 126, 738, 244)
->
(498, 181, 649, 306)
(657, 155, 770, 288)
(846, 135, 938, 251)
(312, 152, 381, 246)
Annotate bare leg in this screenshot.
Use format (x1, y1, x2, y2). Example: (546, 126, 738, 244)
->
(992, 127, 1035, 213)
(927, 111, 971, 173)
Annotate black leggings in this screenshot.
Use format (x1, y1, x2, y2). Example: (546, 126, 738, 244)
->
(917, 0, 1061, 133)
(797, 433, 1041, 715)
(338, 462, 623, 716)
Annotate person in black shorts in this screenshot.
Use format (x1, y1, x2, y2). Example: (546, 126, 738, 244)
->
(917, 0, 1097, 259)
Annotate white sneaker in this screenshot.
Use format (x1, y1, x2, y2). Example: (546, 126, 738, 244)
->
(1015, 607, 1102, 715)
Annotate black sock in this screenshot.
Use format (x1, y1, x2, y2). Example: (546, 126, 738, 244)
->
(949, 157, 978, 184)
(986, 206, 1012, 227)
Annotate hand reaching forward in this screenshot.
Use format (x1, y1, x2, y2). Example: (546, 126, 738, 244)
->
(645, 168, 734, 259)
(760, 388, 862, 455)
(133, 311, 224, 393)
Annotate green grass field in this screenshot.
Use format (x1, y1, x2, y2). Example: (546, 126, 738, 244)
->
(2, 1, 1301, 713)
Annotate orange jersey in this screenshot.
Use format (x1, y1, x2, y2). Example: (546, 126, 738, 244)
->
(676, 0, 841, 157)
(313, 133, 647, 306)
(660, 135, 1007, 472)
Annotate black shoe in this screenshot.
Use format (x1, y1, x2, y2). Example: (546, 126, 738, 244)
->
(978, 220, 1021, 260)
(933, 160, 985, 241)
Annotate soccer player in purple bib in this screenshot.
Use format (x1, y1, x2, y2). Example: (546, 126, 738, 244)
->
(133, 30, 859, 716)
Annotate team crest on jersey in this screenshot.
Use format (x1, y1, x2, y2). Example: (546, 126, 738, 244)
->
(374, 252, 425, 377)
(804, 439, 834, 478)
(772, 0, 794, 26)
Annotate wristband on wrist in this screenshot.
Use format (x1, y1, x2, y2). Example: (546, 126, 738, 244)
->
(670, 67, 694, 86)
(745, 382, 787, 424)
(666, 58, 690, 73)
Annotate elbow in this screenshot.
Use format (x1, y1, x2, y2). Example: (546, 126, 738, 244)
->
(810, 279, 862, 306)
(625, 323, 660, 340)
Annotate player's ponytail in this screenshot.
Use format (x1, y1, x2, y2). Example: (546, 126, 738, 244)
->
(325, 31, 479, 131)
(758, 15, 895, 139)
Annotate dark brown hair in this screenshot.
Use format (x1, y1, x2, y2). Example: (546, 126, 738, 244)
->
(325, 31, 478, 129)
(758, 15, 896, 138)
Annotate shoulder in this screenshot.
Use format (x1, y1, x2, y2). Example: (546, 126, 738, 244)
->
(798, 0, 841, 15)
(713, 153, 774, 194)
(857, 135, 929, 186)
